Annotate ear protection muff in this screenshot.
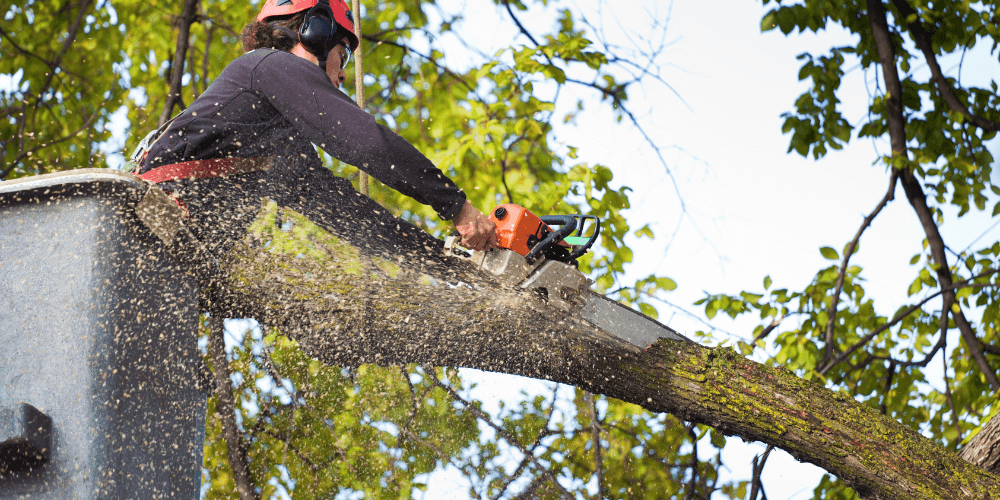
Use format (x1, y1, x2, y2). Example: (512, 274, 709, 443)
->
(267, 0, 344, 71)
(298, 0, 338, 70)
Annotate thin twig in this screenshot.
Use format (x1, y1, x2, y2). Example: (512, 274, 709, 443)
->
(823, 170, 899, 366)
(749, 445, 773, 500)
(818, 268, 996, 375)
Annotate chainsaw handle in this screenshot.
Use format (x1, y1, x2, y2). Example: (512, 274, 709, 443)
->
(541, 214, 601, 260)
(525, 215, 577, 264)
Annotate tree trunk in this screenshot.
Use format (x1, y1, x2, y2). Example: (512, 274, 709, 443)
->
(158, 0, 200, 127)
(200, 202, 1000, 500)
(961, 415, 1000, 474)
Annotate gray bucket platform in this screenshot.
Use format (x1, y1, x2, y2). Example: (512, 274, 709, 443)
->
(0, 170, 207, 499)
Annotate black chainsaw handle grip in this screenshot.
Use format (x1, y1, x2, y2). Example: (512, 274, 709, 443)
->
(525, 215, 577, 264)
(541, 214, 601, 260)
(568, 215, 601, 260)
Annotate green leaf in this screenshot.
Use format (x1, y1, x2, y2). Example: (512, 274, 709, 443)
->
(639, 302, 658, 318)
(763, 275, 772, 289)
(820, 246, 840, 260)
(634, 224, 654, 239)
(760, 11, 777, 32)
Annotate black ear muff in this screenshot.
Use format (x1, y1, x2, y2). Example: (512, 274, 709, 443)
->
(299, 11, 333, 53)
(298, 0, 338, 71)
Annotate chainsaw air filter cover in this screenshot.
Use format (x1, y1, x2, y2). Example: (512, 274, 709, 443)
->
(489, 203, 574, 263)
(490, 204, 550, 257)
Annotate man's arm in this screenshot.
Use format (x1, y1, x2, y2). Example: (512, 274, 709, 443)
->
(251, 52, 463, 218)
(252, 51, 496, 248)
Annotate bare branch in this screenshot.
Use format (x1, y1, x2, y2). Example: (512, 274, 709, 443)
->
(823, 170, 898, 366)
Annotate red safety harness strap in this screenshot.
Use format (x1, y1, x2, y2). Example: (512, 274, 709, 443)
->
(138, 156, 273, 184)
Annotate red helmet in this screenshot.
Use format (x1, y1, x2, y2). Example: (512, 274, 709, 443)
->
(256, 0, 359, 52)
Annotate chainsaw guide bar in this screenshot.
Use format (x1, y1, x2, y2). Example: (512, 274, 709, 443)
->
(443, 235, 689, 349)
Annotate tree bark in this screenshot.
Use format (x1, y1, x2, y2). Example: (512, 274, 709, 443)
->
(200, 202, 1000, 500)
(961, 415, 1000, 474)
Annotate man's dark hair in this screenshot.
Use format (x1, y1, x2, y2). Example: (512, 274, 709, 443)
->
(241, 12, 307, 52)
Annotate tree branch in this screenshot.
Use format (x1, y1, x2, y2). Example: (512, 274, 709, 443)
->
(586, 392, 606, 498)
(960, 414, 1000, 474)
(194, 22, 214, 99)
(159, 0, 200, 127)
(865, 0, 999, 392)
(501, 0, 542, 47)
(426, 372, 574, 500)
(209, 316, 260, 500)
(942, 350, 963, 449)
(1, 98, 109, 180)
(819, 268, 997, 375)
(823, 170, 898, 366)
(749, 444, 773, 500)
(36, 0, 94, 108)
(205, 192, 1000, 499)
(890, 0, 1000, 132)
(682, 423, 698, 500)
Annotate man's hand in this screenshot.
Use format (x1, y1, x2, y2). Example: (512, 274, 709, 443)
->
(454, 200, 498, 251)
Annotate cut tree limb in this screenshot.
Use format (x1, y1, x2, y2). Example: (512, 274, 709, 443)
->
(199, 201, 1000, 500)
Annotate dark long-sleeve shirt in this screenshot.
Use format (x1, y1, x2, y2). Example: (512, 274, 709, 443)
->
(141, 48, 466, 220)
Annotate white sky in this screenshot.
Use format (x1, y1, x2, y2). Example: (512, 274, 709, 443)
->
(420, 1, 1000, 499)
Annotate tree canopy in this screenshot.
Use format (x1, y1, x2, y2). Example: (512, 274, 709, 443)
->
(2, 0, 999, 498)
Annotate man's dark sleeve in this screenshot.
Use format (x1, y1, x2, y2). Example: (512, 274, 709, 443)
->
(250, 51, 466, 220)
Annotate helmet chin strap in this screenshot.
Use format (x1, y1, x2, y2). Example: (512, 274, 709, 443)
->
(272, 25, 328, 72)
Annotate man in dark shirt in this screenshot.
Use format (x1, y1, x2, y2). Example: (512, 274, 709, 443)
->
(138, 0, 497, 258)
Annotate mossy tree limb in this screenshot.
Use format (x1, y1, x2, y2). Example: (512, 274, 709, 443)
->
(205, 205, 1000, 500)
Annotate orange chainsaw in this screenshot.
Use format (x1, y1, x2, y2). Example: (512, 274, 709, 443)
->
(444, 204, 688, 348)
